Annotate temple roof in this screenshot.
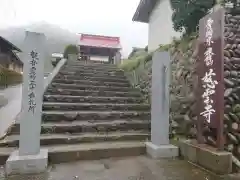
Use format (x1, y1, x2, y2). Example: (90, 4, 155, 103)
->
(79, 34, 122, 49)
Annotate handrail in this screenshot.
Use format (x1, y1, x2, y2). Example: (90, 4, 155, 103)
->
(0, 58, 67, 139)
(43, 58, 67, 92)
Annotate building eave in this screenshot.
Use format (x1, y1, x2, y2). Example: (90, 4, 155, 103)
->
(79, 43, 122, 50)
(10, 51, 23, 66)
(132, 0, 159, 23)
(0, 36, 22, 52)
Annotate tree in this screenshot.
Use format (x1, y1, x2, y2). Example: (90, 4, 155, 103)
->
(170, 0, 216, 35)
(63, 44, 78, 59)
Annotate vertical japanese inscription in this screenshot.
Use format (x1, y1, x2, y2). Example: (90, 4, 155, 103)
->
(200, 18, 218, 124)
(198, 8, 224, 149)
(28, 50, 39, 114)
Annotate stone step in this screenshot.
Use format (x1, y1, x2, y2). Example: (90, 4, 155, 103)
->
(0, 141, 146, 165)
(62, 66, 123, 73)
(0, 132, 150, 147)
(59, 68, 124, 75)
(42, 111, 150, 122)
(58, 71, 126, 78)
(52, 78, 130, 87)
(8, 120, 150, 135)
(54, 74, 128, 83)
(66, 62, 118, 68)
(45, 88, 142, 97)
(43, 95, 144, 104)
(42, 102, 150, 111)
(49, 83, 134, 92)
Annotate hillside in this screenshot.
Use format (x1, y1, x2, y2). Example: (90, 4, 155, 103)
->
(120, 33, 198, 138)
(0, 22, 79, 62)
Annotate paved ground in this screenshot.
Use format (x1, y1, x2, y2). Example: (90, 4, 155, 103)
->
(1, 156, 221, 180)
(0, 84, 22, 138)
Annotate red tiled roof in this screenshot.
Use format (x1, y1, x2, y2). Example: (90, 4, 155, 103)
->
(79, 34, 121, 49)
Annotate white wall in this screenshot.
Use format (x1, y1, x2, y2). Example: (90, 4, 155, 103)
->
(90, 55, 109, 62)
(148, 0, 181, 51)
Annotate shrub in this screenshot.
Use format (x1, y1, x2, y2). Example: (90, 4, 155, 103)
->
(120, 58, 141, 71)
(159, 44, 171, 51)
(63, 44, 78, 59)
(143, 53, 153, 64)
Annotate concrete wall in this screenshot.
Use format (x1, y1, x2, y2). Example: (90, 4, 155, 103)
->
(148, 0, 181, 51)
(90, 55, 109, 62)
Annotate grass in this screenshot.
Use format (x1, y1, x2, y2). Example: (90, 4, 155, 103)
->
(120, 52, 148, 71)
(120, 32, 198, 78)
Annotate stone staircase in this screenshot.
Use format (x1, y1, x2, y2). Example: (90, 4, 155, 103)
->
(0, 60, 150, 164)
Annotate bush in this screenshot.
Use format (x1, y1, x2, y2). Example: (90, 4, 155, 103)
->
(143, 53, 153, 64)
(159, 44, 172, 51)
(63, 44, 78, 59)
(0, 65, 22, 88)
(120, 58, 141, 71)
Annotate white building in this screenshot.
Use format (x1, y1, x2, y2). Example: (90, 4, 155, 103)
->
(132, 0, 181, 52)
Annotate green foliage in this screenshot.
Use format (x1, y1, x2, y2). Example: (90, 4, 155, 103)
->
(170, 0, 216, 35)
(171, 33, 198, 52)
(128, 48, 146, 59)
(121, 32, 198, 73)
(120, 57, 142, 71)
(143, 53, 153, 63)
(159, 44, 171, 51)
(0, 65, 22, 87)
(120, 51, 153, 72)
(63, 44, 78, 59)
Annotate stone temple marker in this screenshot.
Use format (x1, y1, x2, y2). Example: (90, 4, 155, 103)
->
(6, 31, 48, 175)
(146, 51, 178, 158)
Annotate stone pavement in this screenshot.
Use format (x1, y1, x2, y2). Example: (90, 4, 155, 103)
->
(0, 84, 22, 138)
(0, 156, 221, 180)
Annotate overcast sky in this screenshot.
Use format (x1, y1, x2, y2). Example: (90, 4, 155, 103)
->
(0, 0, 148, 56)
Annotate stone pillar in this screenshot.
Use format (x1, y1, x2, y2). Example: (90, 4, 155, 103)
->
(114, 51, 121, 65)
(5, 31, 48, 176)
(146, 51, 178, 158)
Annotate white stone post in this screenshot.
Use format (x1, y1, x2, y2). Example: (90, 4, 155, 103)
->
(146, 51, 178, 158)
(6, 31, 48, 176)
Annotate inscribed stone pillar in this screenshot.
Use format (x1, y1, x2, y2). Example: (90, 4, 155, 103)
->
(151, 51, 170, 145)
(19, 31, 45, 155)
(146, 51, 178, 158)
(6, 31, 48, 176)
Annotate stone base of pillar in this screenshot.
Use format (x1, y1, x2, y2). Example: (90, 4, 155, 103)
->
(5, 149, 48, 176)
(146, 142, 179, 159)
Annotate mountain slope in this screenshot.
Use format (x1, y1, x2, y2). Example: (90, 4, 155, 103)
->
(0, 22, 79, 59)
